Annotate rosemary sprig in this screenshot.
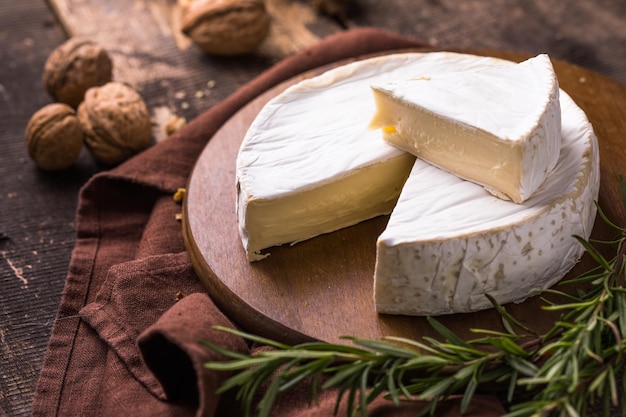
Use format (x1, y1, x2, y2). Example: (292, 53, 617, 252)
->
(202, 182, 626, 417)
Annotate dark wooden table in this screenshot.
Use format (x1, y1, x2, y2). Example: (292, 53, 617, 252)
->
(1, 1, 624, 416)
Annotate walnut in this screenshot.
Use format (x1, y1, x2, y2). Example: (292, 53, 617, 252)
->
(43, 38, 113, 108)
(25, 103, 84, 171)
(180, 0, 270, 55)
(77, 82, 152, 165)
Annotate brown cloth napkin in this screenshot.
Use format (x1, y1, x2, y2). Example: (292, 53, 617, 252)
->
(32, 28, 506, 417)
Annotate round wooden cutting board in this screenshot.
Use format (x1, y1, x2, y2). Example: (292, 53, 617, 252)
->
(183, 49, 626, 345)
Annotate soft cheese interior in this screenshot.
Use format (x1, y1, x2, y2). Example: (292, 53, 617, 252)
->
(370, 54, 561, 203)
(374, 92, 599, 315)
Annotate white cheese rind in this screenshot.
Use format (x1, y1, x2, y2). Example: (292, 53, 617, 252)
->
(374, 92, 599, 315)
(237, 52, 512, 260)
(370, 54, 561, 203)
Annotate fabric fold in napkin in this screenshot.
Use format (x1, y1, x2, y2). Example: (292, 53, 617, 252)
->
(32, 28, 505, 417)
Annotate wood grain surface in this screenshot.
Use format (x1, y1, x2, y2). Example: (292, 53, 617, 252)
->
(1, 0, 624, 415)
(183, 49, 626, 346)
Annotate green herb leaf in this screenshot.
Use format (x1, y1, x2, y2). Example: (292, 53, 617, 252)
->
(200, 179, 626, 417)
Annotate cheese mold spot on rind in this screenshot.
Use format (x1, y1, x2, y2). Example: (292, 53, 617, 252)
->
(373, 91, 599, 316)
(370, 54, 561, 204)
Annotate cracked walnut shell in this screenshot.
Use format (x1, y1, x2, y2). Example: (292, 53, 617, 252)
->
(25, 103, 84, 171)
(180, 0, 270, 55)
(78, 82, 152, 165)
(43, 38, 113, 108)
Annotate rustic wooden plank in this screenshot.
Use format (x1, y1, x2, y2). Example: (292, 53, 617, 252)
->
(346, 0, 626, 84)
(47, 0, 343, 141)
(0, 2, 99, 417)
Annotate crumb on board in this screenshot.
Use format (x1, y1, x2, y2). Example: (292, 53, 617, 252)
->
(165, 115, 187, 135)
(173, 188, 186, 203)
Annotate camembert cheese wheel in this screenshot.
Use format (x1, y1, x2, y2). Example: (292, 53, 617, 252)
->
(235, 52, 599, 315)
(370, 54, 561, 203)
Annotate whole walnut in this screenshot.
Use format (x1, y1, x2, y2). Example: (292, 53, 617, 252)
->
(43, 38, 113, 108)
(25, 103, 84, 171)
(180, 0, 270, 55)
(77, 82, 152, 165)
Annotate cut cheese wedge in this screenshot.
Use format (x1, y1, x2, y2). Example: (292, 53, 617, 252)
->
(374, 92, 598, 315)
(236, 52, 599, 315)
(370, 54, 561, 203)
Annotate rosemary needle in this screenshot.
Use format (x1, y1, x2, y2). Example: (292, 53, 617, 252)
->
(202, 177, 626, 417)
